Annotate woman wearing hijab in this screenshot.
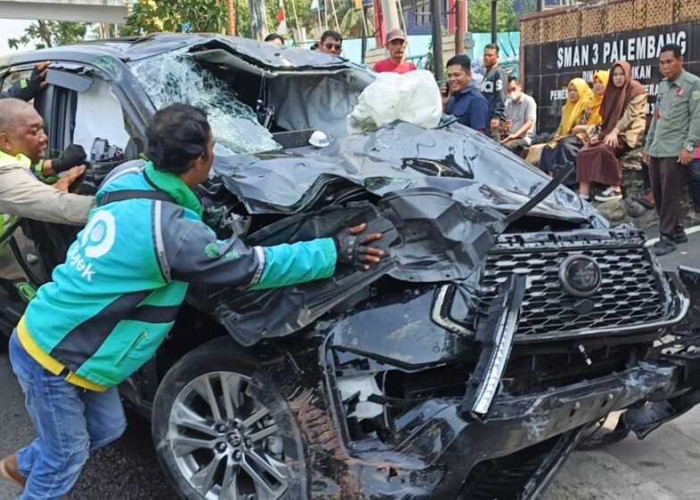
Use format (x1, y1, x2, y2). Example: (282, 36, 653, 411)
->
(539, 77, 596, 184)
(587, 70, 610, 127)
(577, 62, 647, 201)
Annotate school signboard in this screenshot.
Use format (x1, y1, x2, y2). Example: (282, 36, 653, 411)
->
(520, 0, 700, 133)
(523, 25, 698, 132)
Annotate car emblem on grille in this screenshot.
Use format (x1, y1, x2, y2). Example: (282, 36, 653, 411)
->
(559, 256, 602, 297)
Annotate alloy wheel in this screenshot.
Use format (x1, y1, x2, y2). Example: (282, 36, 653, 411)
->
(168, 371, 288, 500)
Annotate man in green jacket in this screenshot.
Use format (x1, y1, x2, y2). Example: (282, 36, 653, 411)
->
(0, 103, 386, 499)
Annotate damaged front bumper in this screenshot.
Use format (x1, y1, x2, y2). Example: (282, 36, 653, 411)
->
(322, 359, 680, 499)
(316, 268, 700, 499)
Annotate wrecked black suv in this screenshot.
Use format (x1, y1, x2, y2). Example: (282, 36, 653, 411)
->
(2, 34, 700, 500)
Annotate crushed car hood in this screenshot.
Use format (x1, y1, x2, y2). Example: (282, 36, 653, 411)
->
(197, 122, 608, 346)
(213, 121, 607, 226)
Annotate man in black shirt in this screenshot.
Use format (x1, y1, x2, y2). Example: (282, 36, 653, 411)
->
(480, 44, 508, 140)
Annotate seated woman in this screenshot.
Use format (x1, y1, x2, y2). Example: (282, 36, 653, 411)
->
(577, 61, 646, 202)
(586, 70, 609, 128)
(539, 76, 603, 185)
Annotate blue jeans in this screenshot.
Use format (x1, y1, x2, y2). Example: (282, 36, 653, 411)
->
(8, 331, 126, 500)
(689, 159, 700, 211)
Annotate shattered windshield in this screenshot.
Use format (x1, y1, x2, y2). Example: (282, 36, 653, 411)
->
(129, 53, 281, 154)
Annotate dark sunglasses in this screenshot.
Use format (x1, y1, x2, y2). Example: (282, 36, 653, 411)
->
(324, 42, 341, 51)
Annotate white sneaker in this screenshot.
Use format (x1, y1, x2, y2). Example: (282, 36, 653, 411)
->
(595, 187, 623, 202)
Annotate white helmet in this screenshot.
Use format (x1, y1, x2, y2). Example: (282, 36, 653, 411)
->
(309, 130, 330, 148)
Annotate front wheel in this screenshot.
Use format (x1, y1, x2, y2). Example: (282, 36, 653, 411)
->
(152, 337, 307, 500)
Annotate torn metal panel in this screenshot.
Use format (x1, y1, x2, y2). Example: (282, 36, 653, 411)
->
(462, 275, 526, 417)
(201, 190, 505, 345)
(328, 289, 475, 370)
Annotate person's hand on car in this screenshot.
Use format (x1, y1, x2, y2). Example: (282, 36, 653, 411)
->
(334, 223, 386, 271)
(52, 144, 87, 173)
(30, 62, 50, 92)
(53, 165, 86, 193)
(12, 62, 50, 101)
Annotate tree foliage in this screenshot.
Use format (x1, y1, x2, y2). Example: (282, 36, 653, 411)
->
(121, 0, 228, 35)
(122, 0, 355, 42)
(468, 0, 533, 33)
(8, 20, 90, 50)
(340, 7, 374, 39)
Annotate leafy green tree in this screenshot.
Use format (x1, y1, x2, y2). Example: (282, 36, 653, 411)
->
(8, 20, 90, 50)
(121, 0, 228, 35)
(468, 0, 522, 33)
(340, 7, 374, 38)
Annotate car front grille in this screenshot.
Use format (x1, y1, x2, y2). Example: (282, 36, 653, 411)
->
(477, 231, 669, 339)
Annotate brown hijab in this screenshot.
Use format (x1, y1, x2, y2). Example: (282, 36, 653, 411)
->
(599, 61, 646, 137)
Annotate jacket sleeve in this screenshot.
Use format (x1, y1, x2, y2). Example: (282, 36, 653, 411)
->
(494, 69, 508, 120)
(616, 94, 647, 133)
(159, 202, 337, 289)
(685, 79, 700, 152)
(472, 97, 491, 132)
(0, 164, 94, 225)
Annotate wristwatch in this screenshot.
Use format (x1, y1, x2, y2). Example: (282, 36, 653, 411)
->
(685, 143, 695, 153)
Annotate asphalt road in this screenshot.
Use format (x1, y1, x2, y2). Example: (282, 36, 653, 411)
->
(1, 231, 699, 500)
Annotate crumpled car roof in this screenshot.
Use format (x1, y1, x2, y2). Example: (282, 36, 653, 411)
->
(80, 33, 355, 69)
(1, 33, 357, 73)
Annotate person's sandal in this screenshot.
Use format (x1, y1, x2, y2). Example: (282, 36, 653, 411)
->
(595, 187, 623, 202)
(0, 454, 27, 489)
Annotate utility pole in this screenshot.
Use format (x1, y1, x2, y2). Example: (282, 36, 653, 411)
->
(380, 0, 401, 34)
(455, 0, 465, 54)
(248, 0, 269, 40)
(491, 0, 497, 44)
(227, 0, 236, 35)
(537, 0, 545, 11)
(361, 5, 367, 64)
(431, 0, 444, 80)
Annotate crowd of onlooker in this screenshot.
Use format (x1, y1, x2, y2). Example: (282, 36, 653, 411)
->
(441, 42, 700, 257)
(263, 29, 700, 257)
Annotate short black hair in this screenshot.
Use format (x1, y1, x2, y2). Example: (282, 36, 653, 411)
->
(147, 104, 211, 175)
(485, 43, 500, 54)
(446, 54, 472, 73)
(660, 43, 683, 59)
(265, 33, 285, 43)
(310, 42, 319, 50)
(508, 76, 520, 84)
(321, 30, 342, 44)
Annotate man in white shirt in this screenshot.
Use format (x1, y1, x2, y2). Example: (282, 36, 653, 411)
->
(501, 77, 537, 158)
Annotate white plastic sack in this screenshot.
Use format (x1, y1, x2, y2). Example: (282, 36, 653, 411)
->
(348, 70, 442, 134)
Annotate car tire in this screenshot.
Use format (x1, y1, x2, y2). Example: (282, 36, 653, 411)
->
(152, 337, 308, 500)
